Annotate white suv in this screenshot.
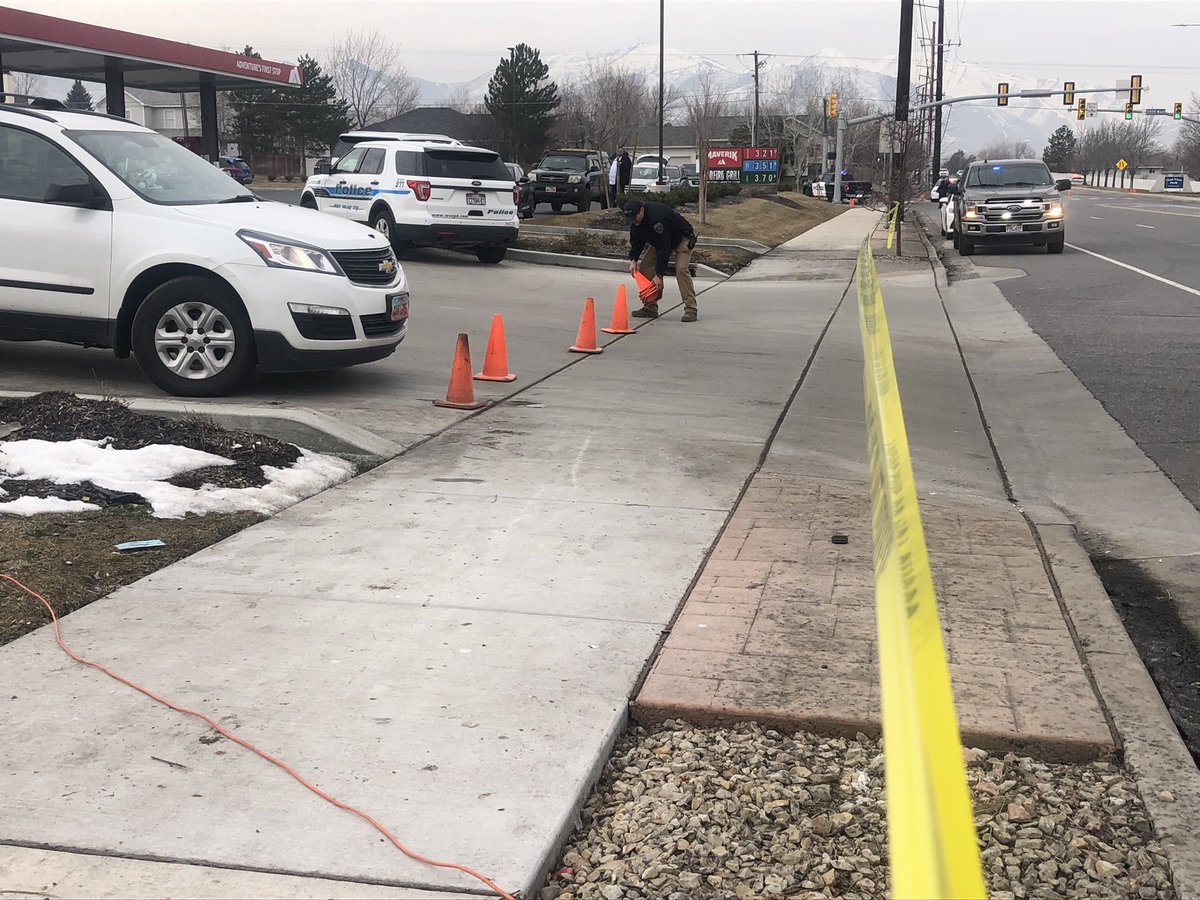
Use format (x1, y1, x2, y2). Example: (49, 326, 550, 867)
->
(0, 99, 410, 398)
(301, 132, 519, 264)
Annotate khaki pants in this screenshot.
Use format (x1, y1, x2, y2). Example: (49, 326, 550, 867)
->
(638, 239, 696, 312)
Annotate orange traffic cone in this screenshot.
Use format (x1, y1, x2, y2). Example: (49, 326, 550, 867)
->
(633, 271, 660, 305)
(569, 298, 604, 354)
(474, 314, 517, 382)
(434, 333, 488, 409)
(602, 284, 636, 335)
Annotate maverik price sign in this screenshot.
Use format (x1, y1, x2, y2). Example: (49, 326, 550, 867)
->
(740, 147, 779, 184)
(706, 148, 742, 183)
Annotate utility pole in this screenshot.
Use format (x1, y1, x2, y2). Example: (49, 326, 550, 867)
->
(658, 0, 665, 184)
(893, 0, 916, 254)
(752, 49, 760, 147)
(932, 0, 945, 178)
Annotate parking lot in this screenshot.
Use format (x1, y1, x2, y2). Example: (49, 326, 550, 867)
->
(2, 250, 723, 449)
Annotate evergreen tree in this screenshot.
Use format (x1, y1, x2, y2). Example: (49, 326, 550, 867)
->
(484, 43, 560, 164)
(943, 149, 975, 174)
(230, 47, 279, 157)
(64, 79, 94, 111)
(1042, 125, 1078, 171)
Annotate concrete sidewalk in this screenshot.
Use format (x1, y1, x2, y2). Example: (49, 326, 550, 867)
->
(633, 228, 1115, 760)
(0, 212, 878, 898)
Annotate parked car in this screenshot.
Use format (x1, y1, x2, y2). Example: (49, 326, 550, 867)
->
(506, 162, 535, 220)
(938, 191, 956, 237)
(0, 101, 409, 397)
(526, 148, 608, 213)
(626, 163, 685, 193)
(949, 159, 1072, 256)
(680, 163, 700, 187)
(301, 132, 519, 263)
(217, 155, 253, 184)
(805, 170, 872, 203)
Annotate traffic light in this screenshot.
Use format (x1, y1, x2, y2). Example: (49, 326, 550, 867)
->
(1077, 98, 1087, 121)
(1063, 81, 1075, 106)
(1124, 101, 1134, 120)
(1175, 102, 1184, 120)
(997, 82, 1009, 107)
(1130, 74, 1143, 106)
(826, 92, 838, 118)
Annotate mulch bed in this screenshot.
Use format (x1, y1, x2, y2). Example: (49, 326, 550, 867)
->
(0, 392, 300, 491)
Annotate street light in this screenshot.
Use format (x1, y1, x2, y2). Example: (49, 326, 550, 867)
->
(657, 0, 665, 187)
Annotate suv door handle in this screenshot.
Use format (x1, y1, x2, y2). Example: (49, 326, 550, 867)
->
(337, 180, 347, 185)
(370, 181, 380, 186)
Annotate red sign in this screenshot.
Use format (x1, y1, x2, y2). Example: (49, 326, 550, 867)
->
(706, 148, 743, 169)
(742, 147, 779, 160)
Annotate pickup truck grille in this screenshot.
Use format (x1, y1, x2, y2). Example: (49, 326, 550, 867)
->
(330, 248, 399, 287)
(979, 202, 1046, 222)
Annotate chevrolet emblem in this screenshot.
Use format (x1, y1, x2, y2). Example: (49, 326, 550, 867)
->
(378, 258, 396, 276)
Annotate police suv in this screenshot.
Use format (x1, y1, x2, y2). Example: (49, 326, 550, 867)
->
(0, 97, 409, 398)
(302, 133, 520, 263)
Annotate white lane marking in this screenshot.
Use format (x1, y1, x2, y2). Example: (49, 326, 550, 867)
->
(1090, 216, 1102, 220)
(1097, 203, 1200, 219)
(1135, 223, 1156, 229)
(1067, 243, 1200, 298)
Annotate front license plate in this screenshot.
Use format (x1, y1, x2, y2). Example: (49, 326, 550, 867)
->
(466, 192, 486, 206)
(387, 293, 409, 322)
(545, 186, 557, 193)
(1006, 224, 1023, 233)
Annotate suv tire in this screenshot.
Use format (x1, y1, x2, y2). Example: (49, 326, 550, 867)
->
(1047, 235, 1065, 254)
(576, 196, 590, 213)
(369, 206, 398, 248)
(476, 246, 508, 264)
(132, 276, 256, 397)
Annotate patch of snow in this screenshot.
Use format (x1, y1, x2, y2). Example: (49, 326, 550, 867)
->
(0, 439, 353, 519)
(0, 497, 100, 516)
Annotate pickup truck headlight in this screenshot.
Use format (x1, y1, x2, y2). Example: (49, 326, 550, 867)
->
(239, 231, 338, 275)
(567, 175, 583, 184)
(1046, 204, 1064, 217)
(963, 207, 979, 220)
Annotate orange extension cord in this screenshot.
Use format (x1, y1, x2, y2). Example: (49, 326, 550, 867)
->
(0, 574, 515, 900)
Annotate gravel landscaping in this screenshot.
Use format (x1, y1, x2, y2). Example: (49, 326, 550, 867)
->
(546, 721, 1175, 899)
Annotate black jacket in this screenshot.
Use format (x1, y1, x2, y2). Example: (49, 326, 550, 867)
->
(628, 202, 695, 275)
(617, 153, 632, 189)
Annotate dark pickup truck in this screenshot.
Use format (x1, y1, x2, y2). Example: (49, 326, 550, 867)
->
(804, 171, 872, 203)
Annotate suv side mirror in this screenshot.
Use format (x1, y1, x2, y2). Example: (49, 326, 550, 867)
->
(1054, 178, 1073, 192)
(45, 181, 105, 208)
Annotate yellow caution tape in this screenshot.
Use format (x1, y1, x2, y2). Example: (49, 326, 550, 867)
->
(855, 237, 987, 900)
(886, 201, 900, 250)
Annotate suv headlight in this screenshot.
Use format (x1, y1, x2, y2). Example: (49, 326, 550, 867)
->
(527, 172, 537, 182)
(567, 174, 583, 184)
(239, 231, 339, 275)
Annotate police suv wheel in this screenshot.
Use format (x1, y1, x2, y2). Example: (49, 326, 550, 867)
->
(370, 207, 398, 248)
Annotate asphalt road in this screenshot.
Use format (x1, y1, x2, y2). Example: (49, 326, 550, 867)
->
(941, 187, 1200, 508)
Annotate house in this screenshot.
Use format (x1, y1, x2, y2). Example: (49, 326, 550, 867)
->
(624, 118, 741, 168)
(335, 106, 496, 158)
(123, 87, 202, 140)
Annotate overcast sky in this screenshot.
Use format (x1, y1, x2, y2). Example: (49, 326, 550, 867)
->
(7, 0, 1200, 102)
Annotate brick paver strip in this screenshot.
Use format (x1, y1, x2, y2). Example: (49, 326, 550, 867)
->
(633, 474, 1116, 763)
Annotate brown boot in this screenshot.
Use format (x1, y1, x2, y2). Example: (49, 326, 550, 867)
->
(681, 309, 698, 322)
(631, 303, 659, 318)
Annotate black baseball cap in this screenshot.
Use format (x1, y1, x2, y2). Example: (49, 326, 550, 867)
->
(622, 199, 644, 221)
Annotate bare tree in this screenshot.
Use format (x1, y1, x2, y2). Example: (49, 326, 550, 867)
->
(556, 56, 656, 163)
(446, 85, 477, 115)
(326, 29, 421, 128)
(978, 139, 1035, 159)
(683, 68, 731, 224)
(4, 71, 46, 98)
(1175, 92, 1200, 178)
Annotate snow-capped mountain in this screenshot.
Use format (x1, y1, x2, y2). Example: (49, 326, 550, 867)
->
(417, 43, 1080, 157)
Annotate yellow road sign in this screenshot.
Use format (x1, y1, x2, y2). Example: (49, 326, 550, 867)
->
(1116, 159, 1129, 171)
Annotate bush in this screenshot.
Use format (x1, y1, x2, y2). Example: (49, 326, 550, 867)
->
(267, 174, 277, 182)
(615, 183, 741, 210)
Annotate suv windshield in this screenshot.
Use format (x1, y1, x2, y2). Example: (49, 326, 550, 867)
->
(967, 162, 1053, 188)
(73, 130, 253, 205)
(540, 155, 587, 172)
(423, 148, 510, 181)
(632, 164, 660, 179)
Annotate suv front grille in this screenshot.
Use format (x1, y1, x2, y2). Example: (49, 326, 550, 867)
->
(539, 173, 568, 184)
(361, 313, 405, 338)
(331, 248, 399, 287)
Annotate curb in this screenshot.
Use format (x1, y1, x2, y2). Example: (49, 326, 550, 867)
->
(521, 223, 771, 254)
(910, 207, 950, 290)
(507, 248, 729, 280)
(0, 390, 399, 460)
(1037, 524, 1200, 898)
